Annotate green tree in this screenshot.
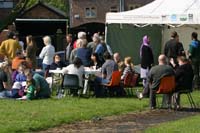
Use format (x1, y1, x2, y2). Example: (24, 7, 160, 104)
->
(27, 0, 68, 12)
(0, 0, 29, 31)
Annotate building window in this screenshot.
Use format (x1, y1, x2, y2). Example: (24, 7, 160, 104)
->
(110, 6, 118, 12)
(0, 0, 13, 8)
(85, 7, 96, 18)
(128, 4, 141, 10)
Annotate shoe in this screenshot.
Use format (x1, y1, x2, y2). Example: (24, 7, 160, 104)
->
(136, 92, 143, 100)
(150, 106, 156, 110)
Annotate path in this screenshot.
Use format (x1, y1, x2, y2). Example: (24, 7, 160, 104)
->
(39, 109, 200, 133)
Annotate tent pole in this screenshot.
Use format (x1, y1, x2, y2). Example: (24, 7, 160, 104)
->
(105, 23, 108, 43)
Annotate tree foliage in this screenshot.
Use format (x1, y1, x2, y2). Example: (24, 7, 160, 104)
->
(27, 0, 68, 12)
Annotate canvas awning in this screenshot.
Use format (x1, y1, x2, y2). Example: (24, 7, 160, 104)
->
(106, 0, 200, 26)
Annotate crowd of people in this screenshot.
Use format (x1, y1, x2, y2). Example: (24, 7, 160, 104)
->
(139, 31, 198, 109)
(0, 29, 199, 110)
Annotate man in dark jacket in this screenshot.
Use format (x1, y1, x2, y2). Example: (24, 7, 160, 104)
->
(164, 31, 179, 64)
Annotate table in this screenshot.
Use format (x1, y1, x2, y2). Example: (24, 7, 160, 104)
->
(83, 68, 101, 94)
(49, 68, 101, 95)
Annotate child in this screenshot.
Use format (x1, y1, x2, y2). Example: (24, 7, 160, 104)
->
(18, 70, 36, 100)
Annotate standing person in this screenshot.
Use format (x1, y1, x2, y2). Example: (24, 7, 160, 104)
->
(76, 39, 91, 67)
(177, 35, 185, 56)
(140, 35, 154, 97)
(95, 36, 105, 64)
(39, 36, 55, 71)
(69, 39, 82, 63)
(25, 35, 37, 70)
(65, 34, 73, 65)
(13, 32, 25, 53)
(164, 31, 179, 64)
(100, 36, 113, 56)
(73, 31, 86, 49)
(88, 33, 99, 53)
(0, 31, 22, 62)
(188, 32, 200, 89)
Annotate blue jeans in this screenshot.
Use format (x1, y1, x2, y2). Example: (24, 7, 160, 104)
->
(42, 64, 50, 71)
(94, 77, 110, 97)
(0, 90, 12, 98)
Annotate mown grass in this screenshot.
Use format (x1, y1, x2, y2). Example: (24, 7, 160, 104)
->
(1, 87, 199, 133)
(145, 90, 200, 132)
(0, 94, 148, 132)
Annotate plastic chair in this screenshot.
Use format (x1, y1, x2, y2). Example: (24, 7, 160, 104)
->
(61, 74, 81, 97)
(155, 76, 175, 108)
(104, 71, 121, 97)
(123, 72, 138, 96)
(156, 76, 175, 94)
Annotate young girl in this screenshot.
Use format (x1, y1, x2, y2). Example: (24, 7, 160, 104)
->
(18, 70, 36, 100)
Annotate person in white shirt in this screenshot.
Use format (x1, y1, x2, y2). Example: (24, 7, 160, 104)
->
(62, 57, 84, 88)
(39, 36, 55, 71)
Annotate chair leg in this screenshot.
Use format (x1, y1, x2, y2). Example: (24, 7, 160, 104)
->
(187, 93, 196, 109)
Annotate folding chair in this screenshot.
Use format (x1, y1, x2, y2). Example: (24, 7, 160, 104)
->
(123, 72, 138, 96)
(61, 74, 81, 97)
(103, 71, 121, 97)
(174, 89, 196, 109)
(156, 76, 175, 108)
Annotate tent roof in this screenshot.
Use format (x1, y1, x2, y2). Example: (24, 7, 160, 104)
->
(106, 0, 200, 25)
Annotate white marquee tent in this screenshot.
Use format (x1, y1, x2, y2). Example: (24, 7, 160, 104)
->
(105, 0, 200, 63)
(106, 0, 200, 26)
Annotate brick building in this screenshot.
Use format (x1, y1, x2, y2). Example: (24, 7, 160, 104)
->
(69, 0, 153, 38)
(0, 0, 19, 21)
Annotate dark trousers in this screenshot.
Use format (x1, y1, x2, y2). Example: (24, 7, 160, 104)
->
(192, 60, 200, 88)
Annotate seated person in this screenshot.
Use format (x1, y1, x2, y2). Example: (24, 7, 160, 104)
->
(24, 69, 51, 99)
(121, 56, 134, 80)
(90, 52, 102, 70)
(50, 54, 66, 70)
(62, 57, 84, 88)
(142, 55, 175, 109)
(12, 62, 28, 83)
(11, 50, 25, 71)
(94, 51, 118, 97)
(174, 56, 194, 108)
(0, 62, 12, 98)
(18, 73, 36, 100)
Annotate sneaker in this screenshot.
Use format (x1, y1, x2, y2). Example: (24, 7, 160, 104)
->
(136, 92, 143, 100)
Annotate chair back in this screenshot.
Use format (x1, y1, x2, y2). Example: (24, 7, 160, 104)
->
(123, 72, 138, 87)
(62, 74, 79, 88)
(156, 76, 175, 94)
(107, 71, 121, 87)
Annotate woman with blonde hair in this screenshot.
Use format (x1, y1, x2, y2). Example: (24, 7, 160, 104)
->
(25, 35, 37, 69)
(39, 36, 55, 71)
(121, 56, 134, 80)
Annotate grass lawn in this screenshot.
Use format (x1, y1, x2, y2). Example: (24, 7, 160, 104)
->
(0, 87, 199, 133)
(145, 90, 200, 132)
(0, 92, 149, 132)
